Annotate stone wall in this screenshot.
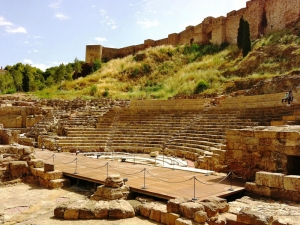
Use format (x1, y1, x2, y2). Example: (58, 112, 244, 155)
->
(246, 171, 300, 202)
(224, 126, 300, 180)
(88, 0, 300, 62)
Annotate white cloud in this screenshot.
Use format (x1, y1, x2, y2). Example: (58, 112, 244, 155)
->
(33, 49, 38, 53)
(0, 16, 13, 26)
(95, 37, 107, 43)
(5, 26, 27, 34)
(55, 13, 70, 20)
(49, 0, 62, 9)
(33, 35, 43, 39)
(111, 25, 117, 30)
(23, 59, 33, 64)
(100, 9, 106, 16)
(137, 19, 158, 28)
(22, 59, 62, 71)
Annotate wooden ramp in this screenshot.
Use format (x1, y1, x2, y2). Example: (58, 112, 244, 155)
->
(35, 150, 245, 200)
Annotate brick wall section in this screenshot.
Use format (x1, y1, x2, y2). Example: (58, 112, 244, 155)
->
(88, 0, 300, 62)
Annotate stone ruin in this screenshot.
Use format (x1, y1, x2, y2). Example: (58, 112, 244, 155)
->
(90, 174, 130, 201)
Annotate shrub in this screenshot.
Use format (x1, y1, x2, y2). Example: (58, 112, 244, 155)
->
(102, 89, 109, 97)
(194, 80, 209, 94)
(90, 85, 98, 96)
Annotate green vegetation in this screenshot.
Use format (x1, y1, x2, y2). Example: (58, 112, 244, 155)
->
(1, 24, 300, 100)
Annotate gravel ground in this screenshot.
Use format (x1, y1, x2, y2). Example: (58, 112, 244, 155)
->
(0, 183, 160, 225)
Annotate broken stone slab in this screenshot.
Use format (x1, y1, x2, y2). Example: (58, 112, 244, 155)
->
(78, 200, 97, 219)
(255, 171, 284, 189)
(200, 196, 229, 215)
(149, 203, 167, 223)
(90, 184, 130, 201)
(193, 210, 208, 223)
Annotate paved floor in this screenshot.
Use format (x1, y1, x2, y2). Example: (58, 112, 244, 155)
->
(35, 149, 245, 200)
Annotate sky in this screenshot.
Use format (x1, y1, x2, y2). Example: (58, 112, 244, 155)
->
(0, 0, 248, 71)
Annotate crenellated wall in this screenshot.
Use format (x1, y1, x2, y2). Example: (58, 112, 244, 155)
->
(86, 0, 300, 62)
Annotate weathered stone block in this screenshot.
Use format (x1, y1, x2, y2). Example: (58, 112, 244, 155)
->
(237, 207, 272, 225)
(108, 200, 135, 219)
(78, 200, 96, 219)
(94, 201, 109, 219)
(194, 210, 208, 223)
(9, 161, 29, 178)
(255, 171, 284, 188)
(179, 202, 204, 219)
(284, 175, 300, 191)
(167, 198, 188, 214)
(44, 163, 54, 172)
(48, 178, 70, 189)
(140, 202, 155, 218)
(167, 213, 180, 225)
(245, 182, 271, 197)
(28, 159, 44, 168)
(44, 170, 63, 180)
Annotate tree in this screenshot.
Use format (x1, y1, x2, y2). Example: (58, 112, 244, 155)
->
(237, 16, 251, 57)
(73, 57, 82, 79)
(92, 59, 102, 73)
(237, 16, 244, 49)
(242, 20, 251, 57)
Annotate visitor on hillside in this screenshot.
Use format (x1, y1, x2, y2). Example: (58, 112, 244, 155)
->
(287, 90, 293, 105)
(282, 92, 289, 103)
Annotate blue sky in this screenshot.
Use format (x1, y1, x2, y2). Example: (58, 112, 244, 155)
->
(0, 0, 248, 71)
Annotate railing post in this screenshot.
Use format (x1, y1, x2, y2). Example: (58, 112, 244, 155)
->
(142, 168, 147, 189)
(53, 154, 55, 164)
(228, 172, 234, 191)
(74, 158, 78, 174)
(192, 176, 197, 201)
(106, 163, 109, 178)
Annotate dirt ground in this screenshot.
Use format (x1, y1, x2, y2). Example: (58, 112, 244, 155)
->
(0, 183, 160, 225)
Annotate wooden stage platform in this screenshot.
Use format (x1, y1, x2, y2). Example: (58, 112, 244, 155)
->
(35, 150, 245, 200)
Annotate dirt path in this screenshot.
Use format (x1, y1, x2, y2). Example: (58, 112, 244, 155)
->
(0, 183, 160, 225)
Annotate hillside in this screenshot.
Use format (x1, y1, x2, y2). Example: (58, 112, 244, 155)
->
(35, 23, 300, 100)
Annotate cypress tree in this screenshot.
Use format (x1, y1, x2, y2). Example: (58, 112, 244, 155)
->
(242, 20, 251, 57)
(237, 16, 244, 49)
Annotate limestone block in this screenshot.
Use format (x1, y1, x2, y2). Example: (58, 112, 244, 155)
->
(54, 203, 68, 219)
(78, 200, 96, 219)
(284, 175, 300, 191)
(149, 204, 167, 223)
(44, 163, 54, 172)
(28, 159, 44, 168)
(167, 198, 189, 213)
(167, 213, 180, 225)
(255, 171, 284, 188)
(194, 210, 208, 223)
(94, 201, 109, 219)
(200, 197, 229, 214)
(199, 202, 218, 218)
(245, 182, 271, 197)
(90, 185, 130, 200)
(30, 168, 44, 178)
(179, 202, 204, 219)
(220, 213, 239, 225)
(140, 202, 156, 218)
(174, 217, 199, 225)
(64, 200, 85, 220)
(237, 207, 271, 225)
(108, 200, 135, 219)
(44, 171, 63, 180)
(9, 161, 29, 178)
(48, 178, 70, 189)
(241, 137, 259, 145)
(150, 151, 159, 157)
(105, 174, 124, 188)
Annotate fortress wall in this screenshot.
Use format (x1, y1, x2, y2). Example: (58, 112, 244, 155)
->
(226, 9, 246, 44)
(265, 0, 286, 32)
(135, 43, 146, 52)
(168, 33, 180, 45)
(211, 17, 226, 44)
(154, 38, 168, 46)
(285, 0, 300, 27)
(86, 45, 102, 63)
(243, 0, 265, 39)
(89, 0, 300, 62)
